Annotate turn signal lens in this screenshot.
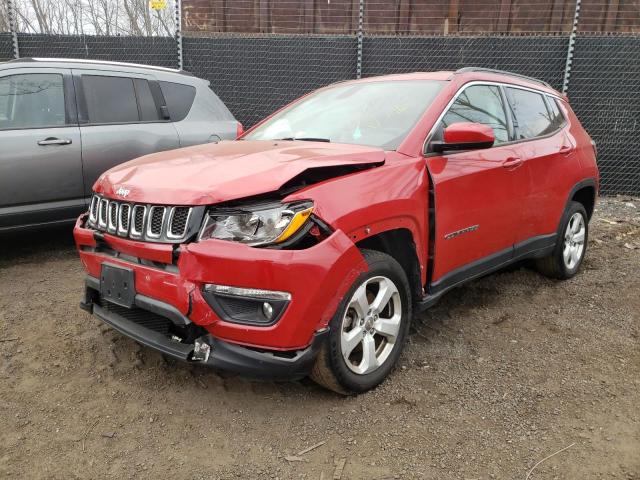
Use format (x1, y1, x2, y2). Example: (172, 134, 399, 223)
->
(274, 207, 313, 243)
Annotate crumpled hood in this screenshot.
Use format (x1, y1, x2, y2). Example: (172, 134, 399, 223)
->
(94, 140, 385, 205)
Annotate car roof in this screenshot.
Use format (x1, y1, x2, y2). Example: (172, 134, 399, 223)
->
(340, 68, 561, 97)
(2, 57, 194, 79)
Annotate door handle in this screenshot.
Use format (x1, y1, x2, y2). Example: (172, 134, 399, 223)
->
(502, 156, 523, 169)
(38, 137, 72, 146)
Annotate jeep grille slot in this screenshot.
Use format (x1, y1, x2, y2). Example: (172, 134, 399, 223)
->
(168, 207, 190, 239)
(107, 201, 118, 233)
(98, 199, 108, 229)
(147, 206, 165, 238)
(87, 194, 195, 244)
(118, 204, 131, 236)
(89, 196, 99, 224)
(132, 205, 145, 237)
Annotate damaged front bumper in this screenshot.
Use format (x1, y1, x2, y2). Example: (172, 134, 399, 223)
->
(81, 276, 329, 380)
(74, 215, 367, 380)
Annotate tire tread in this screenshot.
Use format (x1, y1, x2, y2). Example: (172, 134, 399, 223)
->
(309, 249, 411, 395)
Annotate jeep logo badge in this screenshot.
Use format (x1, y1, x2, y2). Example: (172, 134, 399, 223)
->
(115, 187, 130, 198)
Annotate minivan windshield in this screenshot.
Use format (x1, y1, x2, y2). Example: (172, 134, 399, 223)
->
(244, 80, 445, 150)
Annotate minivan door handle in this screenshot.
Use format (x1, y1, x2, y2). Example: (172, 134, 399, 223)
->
(502, 156, 523, 169)
(38, 137, 72, 146)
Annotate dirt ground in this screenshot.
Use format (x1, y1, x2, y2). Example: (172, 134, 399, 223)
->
(0, 197, 638, 480)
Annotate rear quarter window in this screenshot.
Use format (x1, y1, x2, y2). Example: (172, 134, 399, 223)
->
(506, 87, 554, 140)
(159, 81, 196, 122)
(546, 96, 566, 131)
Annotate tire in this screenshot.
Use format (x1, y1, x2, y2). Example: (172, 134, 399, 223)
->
(310, 249, 412, 394)
(536, 201, 589, 280)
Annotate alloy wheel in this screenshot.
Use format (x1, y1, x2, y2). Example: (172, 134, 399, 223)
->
(340, 275, 402, 375)
(563, 212, 586, 269)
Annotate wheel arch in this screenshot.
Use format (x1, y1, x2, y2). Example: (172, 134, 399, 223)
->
(570, 180, 597, 221)
(355, 228, 423, 305)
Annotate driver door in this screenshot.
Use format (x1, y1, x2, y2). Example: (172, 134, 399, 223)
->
(425, 84, 529, 292)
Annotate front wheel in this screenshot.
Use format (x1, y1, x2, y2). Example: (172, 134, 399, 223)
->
(536, 201, 589, 279)
(310, 249, 412, 394)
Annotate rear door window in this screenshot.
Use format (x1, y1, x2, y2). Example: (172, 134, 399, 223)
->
(82, 75, 139, 124)
(441, 84, 509, 144)
(0, 73, 66, 130)
(159, 81, 196, 122)
(506, 87, 554, 139)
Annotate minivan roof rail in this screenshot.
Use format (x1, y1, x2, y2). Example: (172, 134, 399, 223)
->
(454, 67, 552, 89)
(6, 57, 193, 76)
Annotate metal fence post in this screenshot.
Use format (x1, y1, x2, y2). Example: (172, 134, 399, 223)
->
(7, 0, 20, 59)
(356, 0, 365, 79)
(175, 0, 184, 70)
(562, 0, 581, 93)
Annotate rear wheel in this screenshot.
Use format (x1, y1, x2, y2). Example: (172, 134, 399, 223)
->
(310, 249, 411, 394)
(536, 201, 588, 279)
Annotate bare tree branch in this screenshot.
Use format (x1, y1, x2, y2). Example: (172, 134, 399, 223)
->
(11, 0, 175, 36)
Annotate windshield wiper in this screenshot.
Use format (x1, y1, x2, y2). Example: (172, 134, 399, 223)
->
(278, 137, 331, 143)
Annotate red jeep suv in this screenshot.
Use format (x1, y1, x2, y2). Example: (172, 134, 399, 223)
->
(75, 68, 598, 394)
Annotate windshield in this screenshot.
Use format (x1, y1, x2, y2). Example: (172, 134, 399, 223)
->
(244, 80, 445, 150)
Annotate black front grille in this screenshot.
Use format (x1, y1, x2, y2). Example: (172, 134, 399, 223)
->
(109, 203, 117, 226)
(100, 200, 107, 224)
(91, 197, 98, 219)
(120, 204, 130, 231)
(149, 207, 164, 236)
(100, 298, 172, 335)
(170, 207, 189, 237)
(87, 195, 195, 243)
(134, 207, 144, 233)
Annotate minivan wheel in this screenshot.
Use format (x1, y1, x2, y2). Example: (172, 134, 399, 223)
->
(310, 249, 412, 394)
(536, 201, 589, 279)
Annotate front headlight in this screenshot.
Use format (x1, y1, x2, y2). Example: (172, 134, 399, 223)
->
(197, 200, 314, 246)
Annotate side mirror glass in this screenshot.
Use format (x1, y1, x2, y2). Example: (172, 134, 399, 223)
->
(431, 122, 495, 153)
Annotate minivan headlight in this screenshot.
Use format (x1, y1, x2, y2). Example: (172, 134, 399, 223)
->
(197, 200, 313, 246)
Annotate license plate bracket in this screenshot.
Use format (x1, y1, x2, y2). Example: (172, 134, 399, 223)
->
(100, 264, 135, 308)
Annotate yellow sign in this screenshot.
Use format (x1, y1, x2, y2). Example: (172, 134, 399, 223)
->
(150, 0, 167, 11)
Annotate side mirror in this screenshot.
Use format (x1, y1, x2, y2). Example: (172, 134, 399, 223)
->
(431, 122, 495, 153)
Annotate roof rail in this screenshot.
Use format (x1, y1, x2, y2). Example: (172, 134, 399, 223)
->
(6, 57, 192, 76)
(454, 67, 552, 89)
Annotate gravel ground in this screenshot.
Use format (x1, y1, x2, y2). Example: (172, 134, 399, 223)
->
(0, 197, 638, 480)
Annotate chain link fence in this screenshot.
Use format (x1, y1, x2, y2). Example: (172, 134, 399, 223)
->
(15, 33, 179, 68)
(0, 0, 639, 195)
(570, 35, 640, 195)
(0, 33, 12, 61)
(361, 35, 568, 90)
(184, 35, 356, 128)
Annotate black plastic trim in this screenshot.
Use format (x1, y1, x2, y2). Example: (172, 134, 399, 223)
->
(94, 303, 194, 359)
(81, 279, 326, 380)
(201, 288, 289, 326)
(420, 232, 557, 310)
(565, 178, 598, 219)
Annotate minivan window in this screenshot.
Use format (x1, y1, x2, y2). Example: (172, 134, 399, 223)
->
(159, 81, 196, 122)
(82, 75, 139, 124)
(441, 84, 509, 144)
(245, 80, 444, 150)
(0, 73, 65, 130)
(506, 87, 554, 139)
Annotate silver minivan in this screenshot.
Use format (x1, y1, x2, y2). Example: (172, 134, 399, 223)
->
(0, 58, 240, 232)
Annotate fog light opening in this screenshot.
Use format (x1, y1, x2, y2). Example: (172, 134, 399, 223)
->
(262, 302, 274, 320)
(192, 337, 211, 362)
